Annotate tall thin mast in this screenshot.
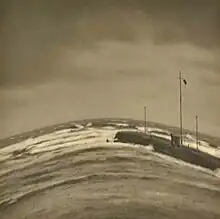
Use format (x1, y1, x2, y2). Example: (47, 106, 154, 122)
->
(179, 71, 183, 146)
(144, 106, 147, 134)
(196, 116, 199, 150)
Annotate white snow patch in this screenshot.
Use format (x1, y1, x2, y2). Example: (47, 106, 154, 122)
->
(54, 129, 73, 135)
(71, 123, 84, 129)
(85, 122, 92, 127)
(214, 168, 220, 178)
(108, 123, 130, 127)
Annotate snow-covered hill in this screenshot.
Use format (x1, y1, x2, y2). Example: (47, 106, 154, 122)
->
(1, 119, 220, 219)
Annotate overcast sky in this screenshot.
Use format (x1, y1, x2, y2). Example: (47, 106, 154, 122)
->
(0, 0, 220, 138)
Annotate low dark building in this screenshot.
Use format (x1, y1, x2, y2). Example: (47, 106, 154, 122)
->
(114, 131, 151, 146)
(114, 130, 220, 171)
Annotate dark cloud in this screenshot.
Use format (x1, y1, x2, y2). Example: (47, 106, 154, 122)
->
(1, 0, 219, 87)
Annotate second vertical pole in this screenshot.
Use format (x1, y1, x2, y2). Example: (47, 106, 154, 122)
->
(196, 115, 199, 150)
(144, 106, 147, 134)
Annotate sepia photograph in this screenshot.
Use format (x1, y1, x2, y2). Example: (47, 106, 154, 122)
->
(0, 1, 220, 218)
